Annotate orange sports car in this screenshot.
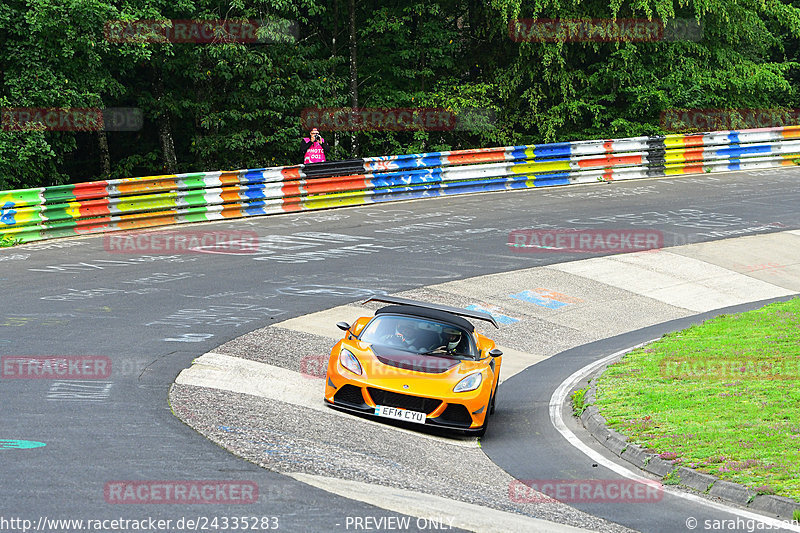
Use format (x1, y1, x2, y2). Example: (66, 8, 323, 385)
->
(324, 296, 502, 436)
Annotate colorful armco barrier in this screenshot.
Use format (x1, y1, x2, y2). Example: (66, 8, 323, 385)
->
(2, 125, 799, 243)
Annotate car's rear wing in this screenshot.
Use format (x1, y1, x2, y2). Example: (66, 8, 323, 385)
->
(362, 295, 499, 328)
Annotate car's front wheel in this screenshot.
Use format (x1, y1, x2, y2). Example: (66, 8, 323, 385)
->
(475, 391, 495, 437)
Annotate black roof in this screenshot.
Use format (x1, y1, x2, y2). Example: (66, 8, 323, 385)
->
(374, 304, 475, 332)
(364, 295, 499, 328)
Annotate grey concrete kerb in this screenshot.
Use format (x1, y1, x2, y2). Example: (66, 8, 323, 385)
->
(578, 356, 800, 520)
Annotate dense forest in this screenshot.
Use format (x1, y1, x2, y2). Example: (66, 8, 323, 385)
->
(1, 0, 799, 190)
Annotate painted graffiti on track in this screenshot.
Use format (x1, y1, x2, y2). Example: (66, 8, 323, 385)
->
(276, 285, 387, 298)
(0, 439, 47, 450)
(28, 255, 198, 273)
(253, 243, 404, 263)
(0, 253, 30, 261)
(511, 289, 584, 310)
(733, 262, 789, 275)
(565, 208, 781, 231)
(15, 240, 85, 251)
(0, 315, 70, 327)
(41, 287, 166, 301)
(146, 303, 286, 328)
(46, 381, 114, 401)
(163, 333, 215, 343)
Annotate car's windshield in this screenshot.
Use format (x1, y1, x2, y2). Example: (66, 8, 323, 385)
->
(359, 314, 477, 358)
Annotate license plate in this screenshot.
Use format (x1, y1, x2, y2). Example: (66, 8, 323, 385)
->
(374, 405, 426, 425)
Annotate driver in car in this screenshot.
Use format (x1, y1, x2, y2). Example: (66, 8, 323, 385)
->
(432, 328, 462, 354)
(384, 321, 421, 350)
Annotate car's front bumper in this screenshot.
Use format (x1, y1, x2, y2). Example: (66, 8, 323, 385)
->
(324, 377, 489, 432)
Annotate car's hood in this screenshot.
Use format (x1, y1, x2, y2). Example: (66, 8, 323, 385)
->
(370, 345, 460, 374)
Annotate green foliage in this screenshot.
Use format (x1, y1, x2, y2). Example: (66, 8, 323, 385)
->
(1, 0, 800, 188)
(662, 469, 681, 486)
(571, 386, 589, 416)
(0, 234, 22, 248)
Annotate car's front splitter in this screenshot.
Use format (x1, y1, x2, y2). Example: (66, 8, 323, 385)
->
(323, 398, 481, 433)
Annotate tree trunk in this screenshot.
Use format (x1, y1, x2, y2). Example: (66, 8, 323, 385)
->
(333, 0, 339, 156)
(97, 131, 111, 176)
(348, 0, 359, 157)
(153, 69, 178, 174)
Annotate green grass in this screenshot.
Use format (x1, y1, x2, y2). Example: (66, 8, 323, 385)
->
(662, 469, 681, 486)
(594, 298, 800, 501)
(571, 387, 589, 416)
(0, 235, 22, 248)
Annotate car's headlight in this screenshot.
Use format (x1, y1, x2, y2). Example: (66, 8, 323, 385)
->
(339, 349, 363, 375)
(453, 373, 482, 393)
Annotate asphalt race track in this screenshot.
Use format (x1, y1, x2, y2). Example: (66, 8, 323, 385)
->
(2, 167, 799, 533)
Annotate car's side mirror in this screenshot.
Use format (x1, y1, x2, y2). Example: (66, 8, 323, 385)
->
(336, 321, 351, 332)
(489, 348, 503, 357)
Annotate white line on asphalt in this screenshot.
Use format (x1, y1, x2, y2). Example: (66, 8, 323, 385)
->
(288, 472, 590, 533)
(549, 342, 800, 532)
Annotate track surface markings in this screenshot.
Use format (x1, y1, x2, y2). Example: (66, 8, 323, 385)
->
(289, 472, 588, 533)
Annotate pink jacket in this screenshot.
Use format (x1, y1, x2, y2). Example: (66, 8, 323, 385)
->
(303, 137, 326, 164)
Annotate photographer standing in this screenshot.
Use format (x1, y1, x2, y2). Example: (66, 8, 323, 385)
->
(301, 128, 326, 164)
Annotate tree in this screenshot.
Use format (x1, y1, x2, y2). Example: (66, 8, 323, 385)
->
(1, 0, 799, 189)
